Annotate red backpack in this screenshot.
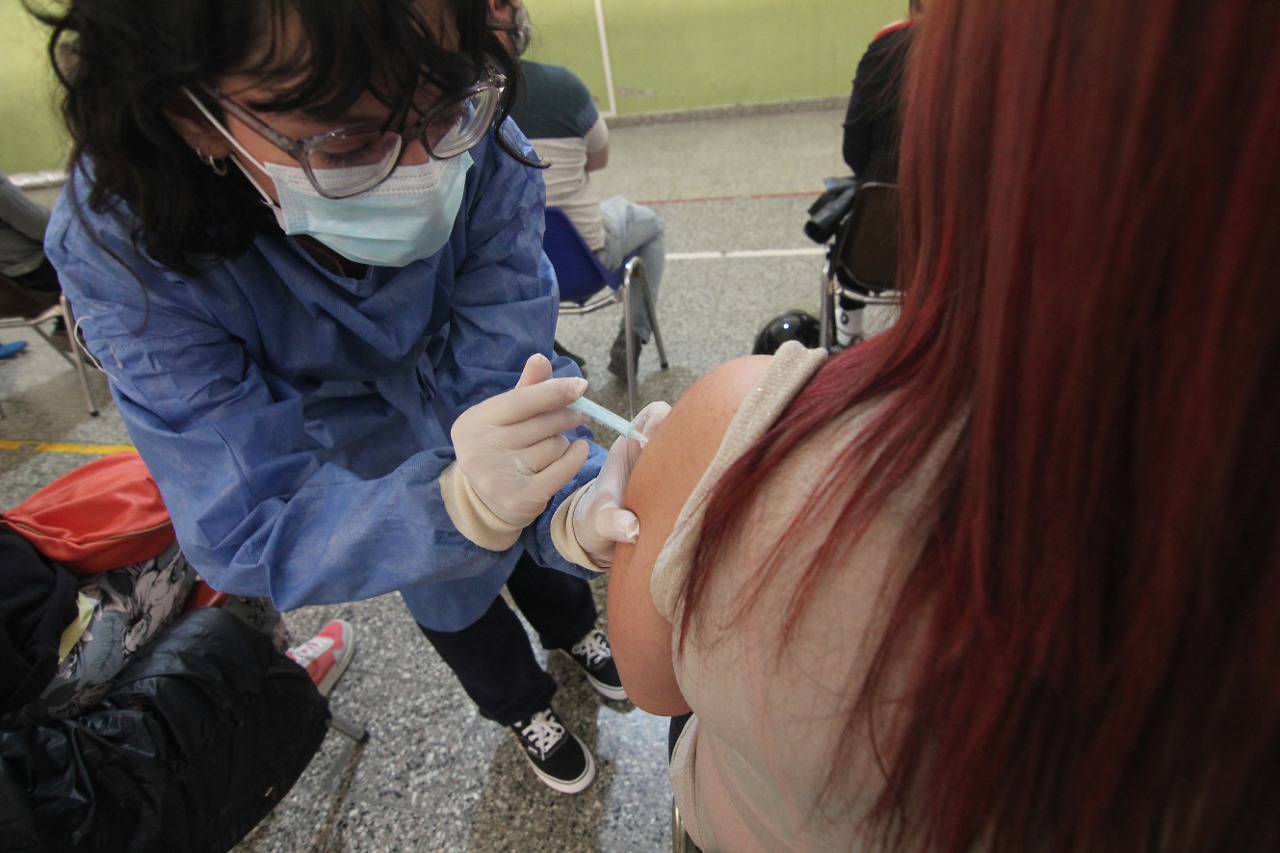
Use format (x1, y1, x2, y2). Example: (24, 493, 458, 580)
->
(1, 451, 175, 575)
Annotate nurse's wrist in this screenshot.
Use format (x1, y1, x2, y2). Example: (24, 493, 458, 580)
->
(551, 483, 610, 573)
(440, 462, 524, 551)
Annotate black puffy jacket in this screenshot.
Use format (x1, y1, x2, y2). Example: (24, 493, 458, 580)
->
(0, 608, 330, 853)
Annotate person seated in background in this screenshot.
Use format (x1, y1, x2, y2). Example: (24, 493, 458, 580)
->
(0, 170, 65, 328)
(841, 0, 921, 183)
(0, 171, 70, 357)
(488, 0, 666, 382)
(607, 0, 1280, 849)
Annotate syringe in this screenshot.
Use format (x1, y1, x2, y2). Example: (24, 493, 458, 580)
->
(568, 396, 649, 446)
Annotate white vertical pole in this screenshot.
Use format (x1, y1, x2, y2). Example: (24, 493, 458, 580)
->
(593, 0, 619, 117)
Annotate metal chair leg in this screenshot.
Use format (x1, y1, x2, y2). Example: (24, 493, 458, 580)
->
(633, 263, 668, 370)
(819, 245, 837, 351)
(329, 710, 369, 743)
(61, 296, 100, 417)
(620, 277, 637, 420)
(672, 799, 699, 853)
(8, 301, 100, 417)
(63, 298, 99, 417)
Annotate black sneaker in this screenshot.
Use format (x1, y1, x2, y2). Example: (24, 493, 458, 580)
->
(510, 706, 595, 794)
(564, 628, 628, 701)
(607, 329, 643, 381)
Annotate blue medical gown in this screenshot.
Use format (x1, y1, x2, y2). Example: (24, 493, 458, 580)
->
(44, 127, 605, 631)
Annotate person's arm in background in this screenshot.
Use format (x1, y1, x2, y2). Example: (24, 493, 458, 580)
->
(607, 356, 771, 716)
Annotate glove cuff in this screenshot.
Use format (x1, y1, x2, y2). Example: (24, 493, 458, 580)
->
(551, 483, 609, 573)
(440, 462, 524, 552)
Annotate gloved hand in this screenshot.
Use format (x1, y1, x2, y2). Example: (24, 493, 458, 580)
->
(570, 400, 671, 567)
(451, 353, 592, 530)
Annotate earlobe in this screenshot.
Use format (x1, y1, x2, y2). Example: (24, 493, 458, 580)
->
(169, 120, 234, 161)
(164, 97, 234, 160)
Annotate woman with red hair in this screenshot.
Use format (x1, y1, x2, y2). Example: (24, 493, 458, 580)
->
(607, 0, 1280, 849)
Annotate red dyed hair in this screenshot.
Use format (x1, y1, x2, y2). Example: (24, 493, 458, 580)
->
(689, 0, 1280, 849)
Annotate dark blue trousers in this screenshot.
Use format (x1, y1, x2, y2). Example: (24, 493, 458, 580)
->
(418, 551, 597, 726)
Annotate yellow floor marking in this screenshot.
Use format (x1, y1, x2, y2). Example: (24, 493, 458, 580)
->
(0, 439, 135, 455)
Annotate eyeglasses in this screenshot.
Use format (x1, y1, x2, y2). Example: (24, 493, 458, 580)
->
(197, 65, 506, 199)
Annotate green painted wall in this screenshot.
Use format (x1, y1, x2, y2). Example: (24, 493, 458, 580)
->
(522, 0, 905, 116)
(0, 0, 69, 174)
(0, 0, 907, 174)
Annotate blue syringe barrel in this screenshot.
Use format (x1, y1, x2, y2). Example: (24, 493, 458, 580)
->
(568, 397, 649, 446)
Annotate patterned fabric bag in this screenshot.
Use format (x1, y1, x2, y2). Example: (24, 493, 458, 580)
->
(0, 542, 196, 726)
(0, 452, 288, 725)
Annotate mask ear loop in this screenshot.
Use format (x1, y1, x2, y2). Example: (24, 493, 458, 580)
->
(70, 315, 105, 373)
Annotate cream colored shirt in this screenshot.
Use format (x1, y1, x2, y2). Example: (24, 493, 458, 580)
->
(651, 342, 952, 852)
(529, 119, 609, 251)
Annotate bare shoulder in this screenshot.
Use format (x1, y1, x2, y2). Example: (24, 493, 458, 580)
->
(625, 355, 773, 547)
(607, 355, 772, 715)
(629, 353, 768, 512)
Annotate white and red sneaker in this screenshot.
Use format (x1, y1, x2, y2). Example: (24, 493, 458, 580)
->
(286, 619, 355, 697)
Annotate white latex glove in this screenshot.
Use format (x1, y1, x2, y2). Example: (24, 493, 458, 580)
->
(571, 400, 671, 567)
(452, 353, 592, 529)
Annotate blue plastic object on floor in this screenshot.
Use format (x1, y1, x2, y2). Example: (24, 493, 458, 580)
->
(0, 341, 28, 360)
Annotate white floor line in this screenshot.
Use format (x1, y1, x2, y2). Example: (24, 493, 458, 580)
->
(668, 247, 824, 261)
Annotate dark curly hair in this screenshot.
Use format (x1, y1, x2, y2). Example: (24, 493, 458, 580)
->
(28, 0, 527, 275)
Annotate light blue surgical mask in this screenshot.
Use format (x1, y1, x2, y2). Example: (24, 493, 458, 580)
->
(511, 4, 533, 56)
(261, 155, 472, 267)
(188, 86, 474, 268)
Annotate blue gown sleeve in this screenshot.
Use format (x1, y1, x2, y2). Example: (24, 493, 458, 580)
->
(420, 128, 606, 575)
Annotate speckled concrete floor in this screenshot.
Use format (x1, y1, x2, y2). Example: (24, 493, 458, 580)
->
(0, 103, 869, 852)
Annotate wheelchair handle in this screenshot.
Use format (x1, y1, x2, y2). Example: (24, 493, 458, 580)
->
(804, 184, 858, 244)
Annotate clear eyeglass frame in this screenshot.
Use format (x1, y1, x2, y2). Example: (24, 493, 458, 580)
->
(197, 64, 506, 199)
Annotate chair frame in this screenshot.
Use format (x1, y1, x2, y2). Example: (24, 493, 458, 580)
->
(0, 288, 100, 419)
(672, 799, 700, 852)
(544, 207, 669, 419)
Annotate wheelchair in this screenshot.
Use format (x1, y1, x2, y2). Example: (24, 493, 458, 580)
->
(799, 176, 901, 352)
